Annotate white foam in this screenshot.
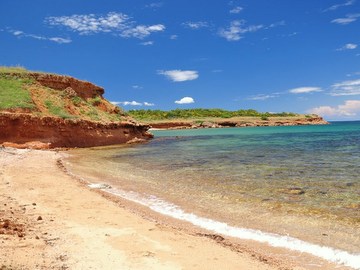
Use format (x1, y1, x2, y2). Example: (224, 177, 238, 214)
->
(103, 187, 360, 270)
(88, 183, 112, 189)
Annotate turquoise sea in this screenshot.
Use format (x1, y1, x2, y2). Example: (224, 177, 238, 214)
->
(67, 121, 360, 269)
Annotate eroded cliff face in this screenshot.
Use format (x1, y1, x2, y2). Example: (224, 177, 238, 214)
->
(0, 113, 152, 148)
(28, 73, 104, 99)
(0, 72, 153, 148)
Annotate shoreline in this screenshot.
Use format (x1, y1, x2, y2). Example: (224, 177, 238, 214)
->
(1, 147, 358, 269)
(63, 144, 360, 270)
(0, 147, 288, 270)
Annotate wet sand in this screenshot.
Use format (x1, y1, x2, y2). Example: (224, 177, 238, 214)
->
(0, 148, 290, 270)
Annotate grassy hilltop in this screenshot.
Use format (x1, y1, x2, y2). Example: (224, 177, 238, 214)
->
(0, 66, 127, 123)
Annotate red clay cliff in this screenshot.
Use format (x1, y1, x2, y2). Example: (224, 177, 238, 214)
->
(0, 72, 153, 149)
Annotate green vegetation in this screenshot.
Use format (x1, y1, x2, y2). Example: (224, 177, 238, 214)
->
(85, 108, 100, 121)
(0, 66, 126, 123)
(71, 96, 84, 106)
(44, 100, 75, 119)
(128, 108, 297, 121)
(0, 75, 35, 110)
(90, 96, 102, 106)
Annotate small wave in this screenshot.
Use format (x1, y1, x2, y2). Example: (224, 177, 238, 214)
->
(98, 185, 360, 269)
(88, 183, 112, 189)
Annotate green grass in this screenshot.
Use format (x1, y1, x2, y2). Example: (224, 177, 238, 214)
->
(44, 100, 75, 119)
(89, 96, 102, 106)
(0, 76, 35, 110)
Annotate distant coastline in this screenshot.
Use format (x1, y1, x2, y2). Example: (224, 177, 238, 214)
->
(143, 115, 328, 130)
(128, 109, 328, 130)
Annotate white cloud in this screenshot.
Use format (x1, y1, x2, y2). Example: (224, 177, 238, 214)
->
(308, 100, 360, 117)
(175, 97, 195, 104)
(140, 41, 154, 46)
(182, 21, 208, 29)
(331, 13, 360, 25)
(46, 12, 165, 39)
(218, 20, 263, 41)
(46, 12, 129, 34)
(230, 6, 243, 14)
(289, 87, 322, 94)
(330, 79, 360, 96)
(112, 101, 154, 106)
(121, 24, 165, 39)
(132, 85, 143, 89)
(48, 37, 72, 44)
(9, 29, 71, 44)
(346, 71, 360, 77)
(145, 2, 163, 9)
(170, 34, 178, 40)
(13, 31, 23, 36)
(337, 43, 358, 50)
(158, 70, 199, 82)
(268, 21, 286, 28)
(248, 94, 277, 100)
(324, 0, 355, 12)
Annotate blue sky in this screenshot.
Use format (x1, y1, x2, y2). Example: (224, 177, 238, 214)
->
(1, 0, 360, 120)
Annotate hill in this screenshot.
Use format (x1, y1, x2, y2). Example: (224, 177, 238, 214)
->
(0, 67, 152, 148)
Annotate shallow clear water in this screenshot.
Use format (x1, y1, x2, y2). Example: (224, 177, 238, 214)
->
(67, 121, 360, 269)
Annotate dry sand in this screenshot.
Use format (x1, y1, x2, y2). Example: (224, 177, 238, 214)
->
(0, 147, 289, 270)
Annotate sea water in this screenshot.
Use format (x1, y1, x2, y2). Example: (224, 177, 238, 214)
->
(67, 121, 360, 269)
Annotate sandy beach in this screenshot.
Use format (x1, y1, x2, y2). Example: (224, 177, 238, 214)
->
(0, 147, 292, 270)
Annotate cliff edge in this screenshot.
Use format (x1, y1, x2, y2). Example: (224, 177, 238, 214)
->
(0, 67, 152, 149)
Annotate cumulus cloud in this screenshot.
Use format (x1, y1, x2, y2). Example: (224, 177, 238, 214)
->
(218, 20, 263, 41)
(308, 100, 360, 117)
(170, 34, 178, 40)
(182, 21, 209, 29)
(230, 6, 243, 14)
(288, 87, 322, 94)
(9, 29, 71, 44)
(337, 43, 358, 50)
(175, 97, 195, 104)
(330, 79, 360, 96)
(121, 24, 165, 39)
(46, 12, 165, 39)
(111, 101, 154, 106)
(158, 70, 199, 82)
(324, 0, 355, 12)
(331, 13, 360, 25)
